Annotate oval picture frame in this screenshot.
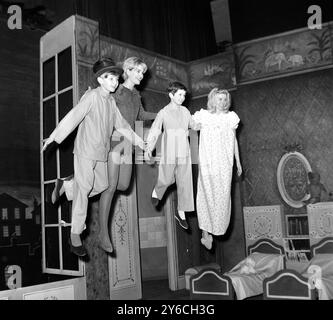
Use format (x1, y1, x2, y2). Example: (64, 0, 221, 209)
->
(277, 151, 312, 208)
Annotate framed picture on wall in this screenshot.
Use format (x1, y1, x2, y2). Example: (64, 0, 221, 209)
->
(277, 151, 312, 208)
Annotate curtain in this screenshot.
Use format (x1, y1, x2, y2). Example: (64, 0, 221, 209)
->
(73, 0, 217, 62)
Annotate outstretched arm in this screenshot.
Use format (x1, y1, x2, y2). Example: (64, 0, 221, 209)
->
(41, 91, 93, 153)
(234, 136, 242, 176)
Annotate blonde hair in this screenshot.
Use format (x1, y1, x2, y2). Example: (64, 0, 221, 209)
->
(207, 88, 231, 112)
(122, 57, 147, 80)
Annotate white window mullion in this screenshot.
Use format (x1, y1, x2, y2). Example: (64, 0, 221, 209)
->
(55, 53, 64, 272)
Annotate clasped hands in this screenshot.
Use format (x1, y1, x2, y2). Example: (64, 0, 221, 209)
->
(143, 142, 155, 164)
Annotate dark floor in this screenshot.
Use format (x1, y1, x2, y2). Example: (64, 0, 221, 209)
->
(142, 279, 190, 300)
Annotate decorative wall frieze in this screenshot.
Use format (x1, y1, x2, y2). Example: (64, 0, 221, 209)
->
(73, 16, 333, 99)
(188, 50, 236, 98)
(100, 36, 189, 93)
(75, 16, 99, 65)
(234, 22, 333, 84)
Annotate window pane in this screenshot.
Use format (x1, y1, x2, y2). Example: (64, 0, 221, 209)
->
(44, 184, 59, 225)
(45, 227, 60, 269)
(59, 90, 75, 177)
(43, 57, 55, 98)
(43, 146, 57, 181)
(58, 90, 73, 121)
(62, 226, 79, 271)
(58, 47, 72, 91)
(60, 198, 72, 225)
(43, 97, 56, 139)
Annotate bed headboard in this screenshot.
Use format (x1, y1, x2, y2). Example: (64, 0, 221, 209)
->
(248, 238, 285, 255)
(311, 237, 333, 256)
(243, 205, 284, 252)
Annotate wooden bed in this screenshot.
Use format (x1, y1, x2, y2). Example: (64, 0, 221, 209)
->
(189, 238, 285, 300)
(263, 237, 333, 300)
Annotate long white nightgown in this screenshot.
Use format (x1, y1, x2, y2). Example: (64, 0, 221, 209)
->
(193, 109, 240, 235)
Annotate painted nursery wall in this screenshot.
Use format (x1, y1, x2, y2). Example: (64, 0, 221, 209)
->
(235, 69, 333, 208)
(232, 24, 333, 250)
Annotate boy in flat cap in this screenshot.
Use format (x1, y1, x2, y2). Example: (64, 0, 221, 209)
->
(42, 57, 146, 257)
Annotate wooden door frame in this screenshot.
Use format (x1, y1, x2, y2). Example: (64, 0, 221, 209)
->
(164, 193, 185, 291)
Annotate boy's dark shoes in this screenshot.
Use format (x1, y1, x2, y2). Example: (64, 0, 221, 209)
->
(174, 212, 189, 230)
(68, 239, 87, 257)
(52, 179, 63, 204)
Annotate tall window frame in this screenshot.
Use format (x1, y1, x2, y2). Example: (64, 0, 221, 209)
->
(40, 17, 84, 276)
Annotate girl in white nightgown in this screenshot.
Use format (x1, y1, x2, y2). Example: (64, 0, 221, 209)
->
(192, 88, 242, 250)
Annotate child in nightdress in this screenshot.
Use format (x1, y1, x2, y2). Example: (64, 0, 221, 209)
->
(192, 88, 242, 249)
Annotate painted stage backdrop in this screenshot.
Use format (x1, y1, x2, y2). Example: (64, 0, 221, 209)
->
(75, 17, 333, 99)
(0, 185, 44, 290)
(100, 36, 189, 93)
(188, 51, 236, 97)
(234, 23, 333, 83)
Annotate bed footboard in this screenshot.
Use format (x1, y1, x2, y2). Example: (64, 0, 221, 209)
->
(263, 269, 317, 300)
(190, 268, 235, 300)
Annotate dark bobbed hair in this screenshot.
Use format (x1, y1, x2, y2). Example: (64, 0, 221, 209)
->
(167, 81, 187, 95)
